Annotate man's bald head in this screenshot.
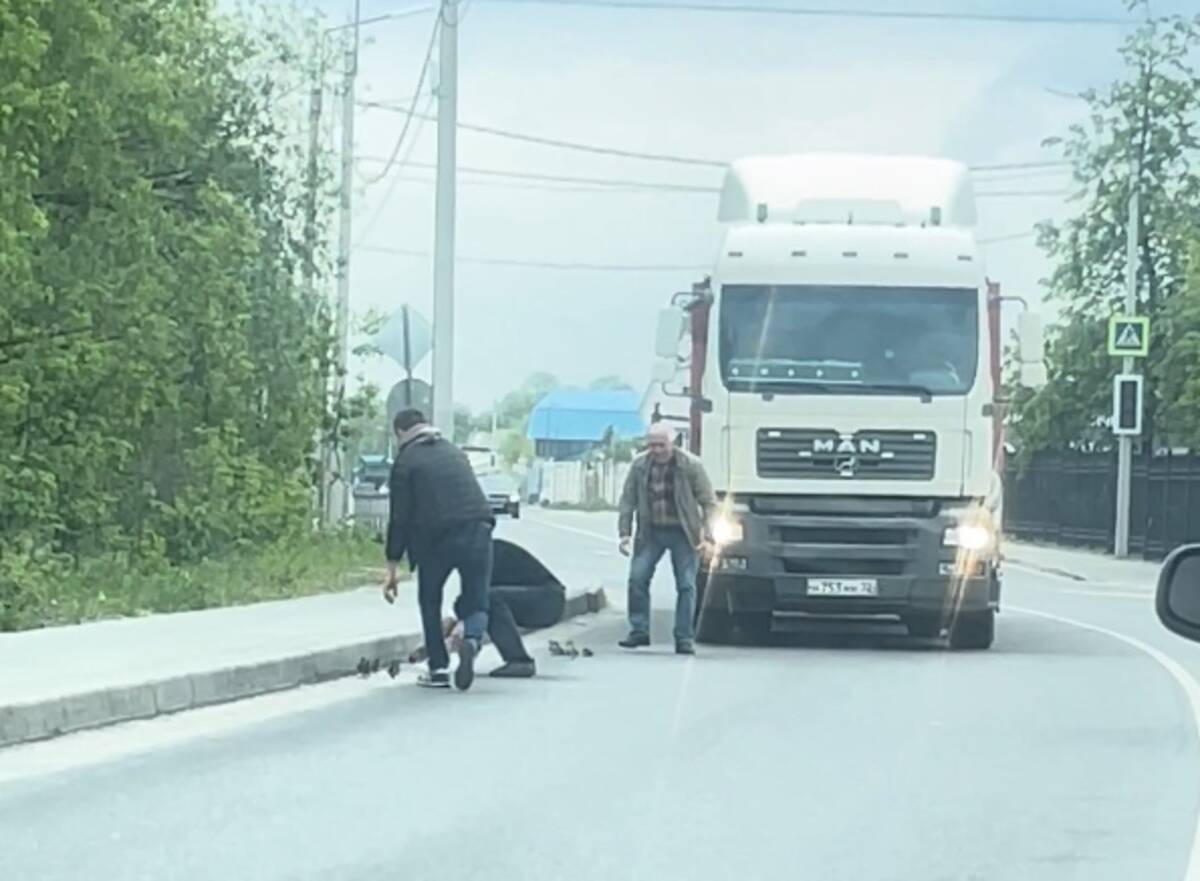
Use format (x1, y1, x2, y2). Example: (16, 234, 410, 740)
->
(646, 422, 676, 463)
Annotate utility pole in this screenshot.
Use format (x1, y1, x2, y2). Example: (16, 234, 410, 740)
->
(1113, 185, 1140, 557)
(431, 0, 458, 435)
(326, 0, 360, 525)
(306, 38, 327, 522)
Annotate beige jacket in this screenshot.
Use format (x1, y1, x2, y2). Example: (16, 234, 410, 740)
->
(618, 449, 717, 549)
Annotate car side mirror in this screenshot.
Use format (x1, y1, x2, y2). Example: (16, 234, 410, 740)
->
(654, 307, 686, 359)
(1156, 544, 1200, 642)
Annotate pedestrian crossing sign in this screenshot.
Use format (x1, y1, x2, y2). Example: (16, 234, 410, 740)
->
(1107, 316, 1150, 357)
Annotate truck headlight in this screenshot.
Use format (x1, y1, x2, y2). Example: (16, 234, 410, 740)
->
(710, 514, 744, 546)
(509, 492, 520, 504)
(943, 523, 992, 551)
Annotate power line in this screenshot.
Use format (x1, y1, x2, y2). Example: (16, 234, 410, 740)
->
(356, 244, 708, 272)
(355, 155, 721, 192)
(354, 93, 437, 246)
(975, 189, 1070, 198)
(383, 172, 694, 194)
(360, 12, 441, 186)
(360, 101, 1071, 175)
(477, 0, 1131, 26)
(970, 160, 1070, 172)
(979, 230, 1039, 245)
(358, 100, 726, 166)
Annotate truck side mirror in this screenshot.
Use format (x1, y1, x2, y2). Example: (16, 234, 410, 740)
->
(655, 307, 686, 359)
(1017, 311, 1045, 363)
(1019, 361, 1047, 389)
(1015, 311, 1047, 389)
(650, 357, 677, 383)
(1156, 544, 1200, 643)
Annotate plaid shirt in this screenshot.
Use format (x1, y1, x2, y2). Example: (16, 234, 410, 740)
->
(647, 458, 679, 526)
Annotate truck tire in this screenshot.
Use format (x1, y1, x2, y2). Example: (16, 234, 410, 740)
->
(694, 571, 733, 644)
(904, 615, 943, 639)
(949, 610, 995, 650)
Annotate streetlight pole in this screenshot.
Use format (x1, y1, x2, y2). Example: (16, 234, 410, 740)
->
(305, 2, 436, 525)
(431, 0, 458, 436)
(327, 0, 361, 525)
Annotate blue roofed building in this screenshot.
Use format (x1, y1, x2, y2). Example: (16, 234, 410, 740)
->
(526, 389, 646, 460)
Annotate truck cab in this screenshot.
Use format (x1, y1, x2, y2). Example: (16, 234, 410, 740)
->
(653, 153, 1044, 649)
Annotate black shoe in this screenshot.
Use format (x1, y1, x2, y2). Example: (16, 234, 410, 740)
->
(618, 633, 650, 649)
(418, 669, 450, 689)
(675, 641, 695, 655)
(490, 660, 537, 679)
(455, 639, 478, 691)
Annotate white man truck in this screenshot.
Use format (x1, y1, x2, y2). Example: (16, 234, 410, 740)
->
(652, 153, 1045, 650)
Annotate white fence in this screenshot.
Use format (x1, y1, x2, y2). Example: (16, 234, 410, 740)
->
(537, 460, 630, 509)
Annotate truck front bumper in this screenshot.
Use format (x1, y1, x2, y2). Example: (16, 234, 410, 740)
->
(703, 499, 1000, 620)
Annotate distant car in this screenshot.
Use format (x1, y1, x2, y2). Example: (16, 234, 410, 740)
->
(477, 471, 521, 519)
(353, 454, 391, 493)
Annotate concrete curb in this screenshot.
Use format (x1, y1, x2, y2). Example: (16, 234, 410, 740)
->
(0, 587, 608, 749)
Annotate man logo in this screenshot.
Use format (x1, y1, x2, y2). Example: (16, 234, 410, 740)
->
(812, 436, 883, 455)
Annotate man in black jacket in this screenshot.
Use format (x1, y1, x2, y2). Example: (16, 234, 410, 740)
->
(383, 409, 495, 691)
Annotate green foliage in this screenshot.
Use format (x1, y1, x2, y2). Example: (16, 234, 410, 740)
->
(588, 374, 633, 391)
(498, 429, 533, 468)
(1012, 4, 1200, 451)
(0, 529, 384, 632)
(0, 2, 345, 627)
(495, 371, 560, 431)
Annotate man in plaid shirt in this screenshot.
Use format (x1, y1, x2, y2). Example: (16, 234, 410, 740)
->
(617, 422, 717, 654)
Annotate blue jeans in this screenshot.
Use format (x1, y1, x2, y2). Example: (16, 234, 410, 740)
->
(416, 520, 492, 671)
(627, 525, 698, 643)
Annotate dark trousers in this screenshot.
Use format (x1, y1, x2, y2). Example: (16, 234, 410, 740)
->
(455, 585, 564, 663)
(416, 520, 493, 671)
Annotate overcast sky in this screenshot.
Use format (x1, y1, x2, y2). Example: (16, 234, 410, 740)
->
(298, 0, 1187, 412)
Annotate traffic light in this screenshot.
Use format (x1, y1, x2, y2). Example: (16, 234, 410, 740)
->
(1112, 374, 1143, 436)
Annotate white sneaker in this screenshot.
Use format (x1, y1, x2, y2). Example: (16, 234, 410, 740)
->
(417, 669, 450, 689)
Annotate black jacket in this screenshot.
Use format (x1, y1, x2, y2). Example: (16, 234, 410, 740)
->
(386, 432, 494, 565)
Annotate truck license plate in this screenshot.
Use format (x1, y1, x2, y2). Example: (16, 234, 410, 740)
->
(806, 578, 879, 597)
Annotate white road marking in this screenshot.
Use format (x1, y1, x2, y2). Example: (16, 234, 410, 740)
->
(1057, 588, 1152, 600)
(1010, 604, 1200, 881)
(1006, 561, 1152, 596)
(524, 514, 613, 545)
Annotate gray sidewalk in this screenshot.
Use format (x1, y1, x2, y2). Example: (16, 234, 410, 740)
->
(1003, 539, 1161, 591)
(0, 577, 605, 748)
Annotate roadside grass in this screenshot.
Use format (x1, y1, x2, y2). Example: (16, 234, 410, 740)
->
(8, 530, 392, 631)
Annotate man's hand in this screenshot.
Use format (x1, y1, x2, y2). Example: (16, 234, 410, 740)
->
(619, 536, 632, 557)
(382, 562, 399, 604)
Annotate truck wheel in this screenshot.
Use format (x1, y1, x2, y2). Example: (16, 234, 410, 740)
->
(510, 504, 521, 520)
(694, 571, 733, 644)
(904, 615, 942, 639)
(949, 610, 995, 650)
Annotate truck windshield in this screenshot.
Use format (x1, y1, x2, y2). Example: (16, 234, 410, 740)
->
(718, 284, 979, 396)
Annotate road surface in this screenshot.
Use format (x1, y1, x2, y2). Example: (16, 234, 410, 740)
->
(3, 509, 1200, 880)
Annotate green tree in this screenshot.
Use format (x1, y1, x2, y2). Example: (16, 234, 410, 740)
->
(1, 1, 340, 621)
(495, 371, 559, 430)
(1012, 3, 1200, 451)
(589, 374, 633, 391)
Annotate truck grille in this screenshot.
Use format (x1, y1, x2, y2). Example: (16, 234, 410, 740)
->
(757, 429, 936, 481)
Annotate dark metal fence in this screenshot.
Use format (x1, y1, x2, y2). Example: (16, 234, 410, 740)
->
(1003, 450, 1200, 560)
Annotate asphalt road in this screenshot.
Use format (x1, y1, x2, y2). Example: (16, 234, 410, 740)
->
(4, 510, 1200, 880)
